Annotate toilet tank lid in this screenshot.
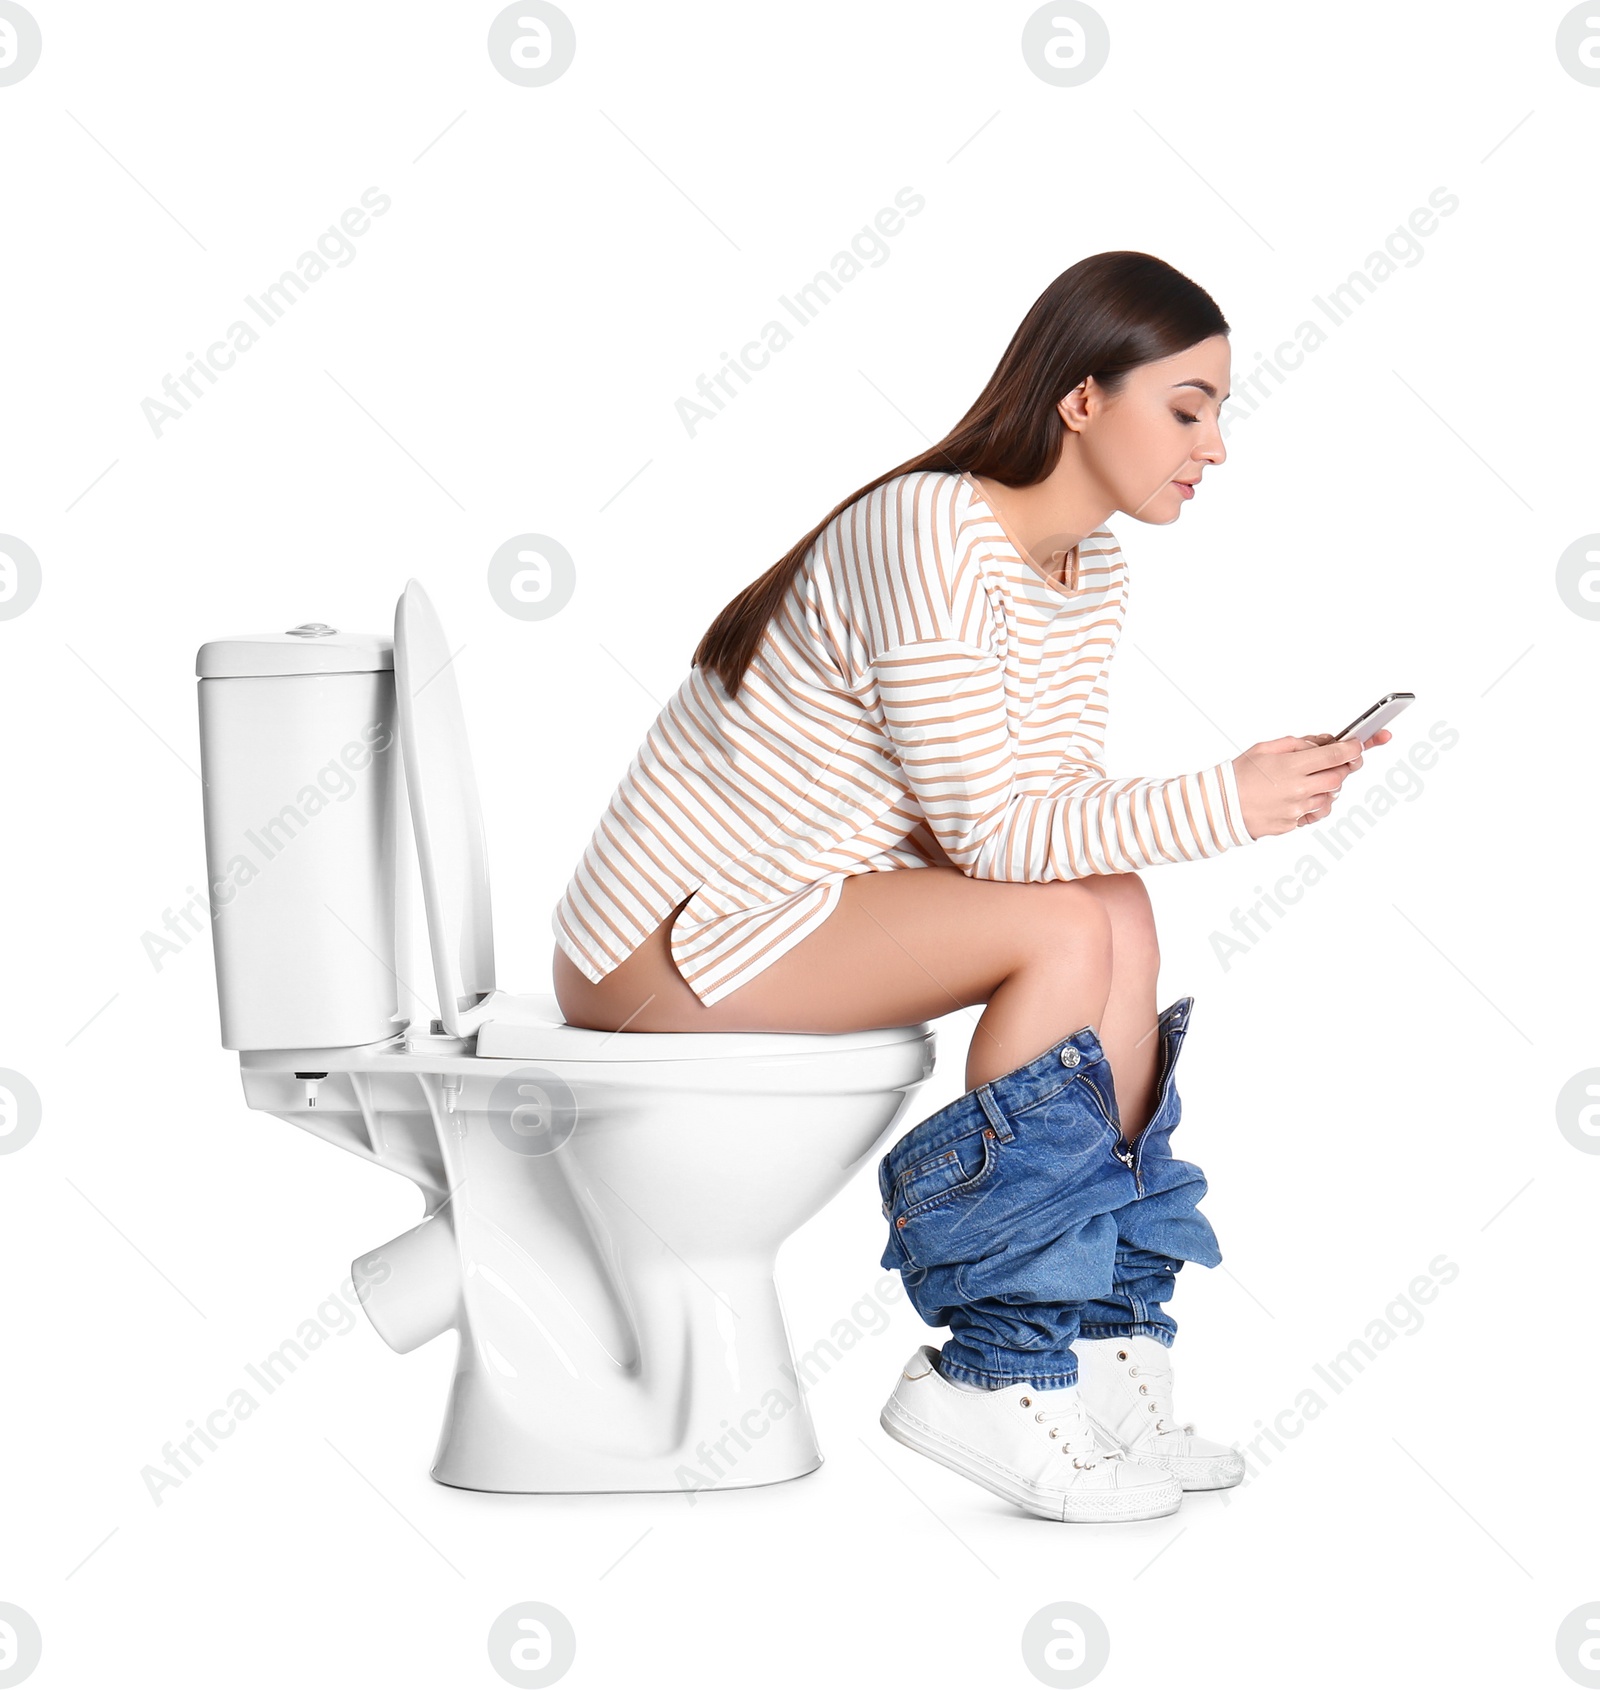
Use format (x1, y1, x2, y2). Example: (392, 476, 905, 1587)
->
(196, 626, 395, 678)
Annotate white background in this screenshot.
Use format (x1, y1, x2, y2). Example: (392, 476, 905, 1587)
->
(1, 2, 1595, 1686)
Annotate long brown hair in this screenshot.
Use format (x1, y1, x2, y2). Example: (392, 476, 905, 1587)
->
(691, 250, 1229, 697)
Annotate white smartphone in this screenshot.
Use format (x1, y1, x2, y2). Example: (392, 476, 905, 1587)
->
(1333, 691, 1414, 743)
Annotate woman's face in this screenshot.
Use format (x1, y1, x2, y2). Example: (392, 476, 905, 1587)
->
(1062, 334, 1231, 524)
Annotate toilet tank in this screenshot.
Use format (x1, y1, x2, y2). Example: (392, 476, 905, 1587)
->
(196, 623, 399, 1052)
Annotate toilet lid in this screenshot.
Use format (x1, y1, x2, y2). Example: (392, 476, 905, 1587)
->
(393, 580, 496, 1035)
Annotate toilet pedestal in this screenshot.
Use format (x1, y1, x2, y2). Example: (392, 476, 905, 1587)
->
(429, 1253, 825, 1495)
(244, 1034, 934, 1496)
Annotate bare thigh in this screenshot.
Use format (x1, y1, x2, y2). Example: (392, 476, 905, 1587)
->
(552, 869, 1093, 1026)
(551, 868, 1157, 1093)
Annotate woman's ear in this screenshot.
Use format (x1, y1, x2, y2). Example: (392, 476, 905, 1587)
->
(1057, 379, 1091, 433)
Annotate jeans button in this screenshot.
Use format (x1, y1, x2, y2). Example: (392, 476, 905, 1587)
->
(1060, 1047, 1081, 1068)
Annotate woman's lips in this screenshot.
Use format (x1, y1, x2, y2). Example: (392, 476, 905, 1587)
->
(1174, 480, 1195, 500)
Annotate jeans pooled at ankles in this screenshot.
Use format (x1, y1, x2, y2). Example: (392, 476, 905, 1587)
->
(877, 995, 1221, 1392)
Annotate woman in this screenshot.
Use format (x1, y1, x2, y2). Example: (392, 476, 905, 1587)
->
(551, 251, 1388, 1524)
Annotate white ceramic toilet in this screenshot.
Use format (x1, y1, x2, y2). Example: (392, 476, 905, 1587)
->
(196, 582, 936, 1494)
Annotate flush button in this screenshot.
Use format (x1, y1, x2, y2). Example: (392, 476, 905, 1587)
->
(1060, 1047, 1081, 1068)
(286, 622, 336, 638)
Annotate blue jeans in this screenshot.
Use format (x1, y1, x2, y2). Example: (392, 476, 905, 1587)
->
(877, 995, 1221, 1391)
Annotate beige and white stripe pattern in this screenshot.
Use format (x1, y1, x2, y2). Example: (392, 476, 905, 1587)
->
(552, 469, 1250, 1007)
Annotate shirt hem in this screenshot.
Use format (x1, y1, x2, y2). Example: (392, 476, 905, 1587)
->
(551, 913, 613, 987)
(672, 878, 846, 1010)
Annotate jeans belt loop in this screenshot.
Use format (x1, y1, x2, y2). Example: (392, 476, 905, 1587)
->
(975, 1084, 1014, 1142)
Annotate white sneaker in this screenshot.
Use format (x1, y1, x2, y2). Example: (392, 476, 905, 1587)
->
(1073, 1334, 1245, 1491)
(879, 1346, 1182, 1523)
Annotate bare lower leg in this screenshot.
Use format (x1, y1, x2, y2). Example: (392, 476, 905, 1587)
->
(1096, 971, 1161, 1144)
(968, 892, 1160, 1129)
(1077, 873, 1163, 1143)
(964, 958, 1109, 1091)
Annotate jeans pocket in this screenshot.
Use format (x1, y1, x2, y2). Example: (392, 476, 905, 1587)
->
(896, 1125, 998, 1210)
(888, 1125, 1006, 1271)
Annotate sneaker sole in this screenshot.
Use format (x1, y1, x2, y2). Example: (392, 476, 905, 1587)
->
(1161, 1456, 1246, 1492)
(879, 1396, 1183, 1523)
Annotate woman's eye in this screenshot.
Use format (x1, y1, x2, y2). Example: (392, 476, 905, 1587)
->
(1174, 409, 1198, 425)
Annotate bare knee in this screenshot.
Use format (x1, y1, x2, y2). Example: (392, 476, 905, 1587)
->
(1012, 881, 1115, 988)
(1083, 871, 1160, 983)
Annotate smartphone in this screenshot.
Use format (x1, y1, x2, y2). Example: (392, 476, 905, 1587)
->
(1333, 691, 1414, 743)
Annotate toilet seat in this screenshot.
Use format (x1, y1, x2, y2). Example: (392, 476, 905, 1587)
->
(470, 989, 930, 1062)
(392, 582, 929, 1065)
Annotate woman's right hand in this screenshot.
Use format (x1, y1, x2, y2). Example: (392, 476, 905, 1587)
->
(1232, 736, 1364, 839)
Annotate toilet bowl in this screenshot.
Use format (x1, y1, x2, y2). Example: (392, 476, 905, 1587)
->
(197, 583, 936, 1494)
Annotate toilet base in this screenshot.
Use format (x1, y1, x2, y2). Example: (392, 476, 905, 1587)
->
(234, 1038, 936, 1498)
(423, 1265, 830, 1498)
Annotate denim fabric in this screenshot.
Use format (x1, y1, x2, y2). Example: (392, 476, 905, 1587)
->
(877, 995, 1221, 1390)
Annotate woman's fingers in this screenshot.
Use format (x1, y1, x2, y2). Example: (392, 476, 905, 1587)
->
(1288, 739, 1362, 800)
(1296, 737, 1364, 772)
(1237, 729, 1384, 838)
(1302, 727, 1394, 751)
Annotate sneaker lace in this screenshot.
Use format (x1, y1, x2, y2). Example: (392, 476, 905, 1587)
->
(1129, 1355, 1195, 1440)
(1024, 1389, 1125, 1470)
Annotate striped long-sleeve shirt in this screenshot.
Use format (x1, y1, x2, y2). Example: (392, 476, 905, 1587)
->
(552, 468, 1251, 1007)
